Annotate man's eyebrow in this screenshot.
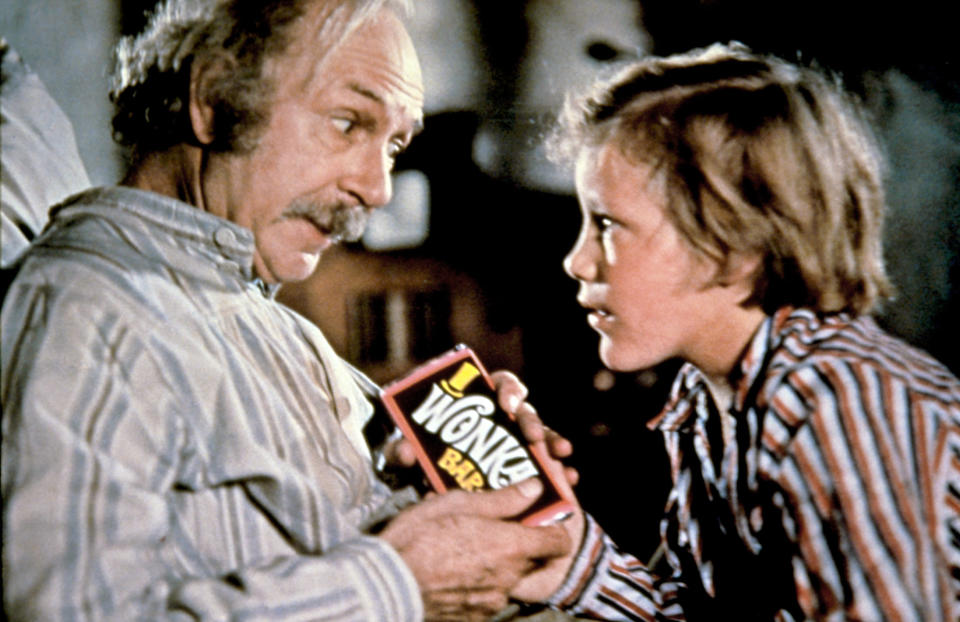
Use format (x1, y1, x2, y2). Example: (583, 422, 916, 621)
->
(348, 83, 382, 104)
(348, 82, 424, 137)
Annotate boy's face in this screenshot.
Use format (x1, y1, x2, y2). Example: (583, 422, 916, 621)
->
(564, 141, 755, 374)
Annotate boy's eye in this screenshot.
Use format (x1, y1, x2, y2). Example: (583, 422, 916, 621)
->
(591, 213, 615, 232)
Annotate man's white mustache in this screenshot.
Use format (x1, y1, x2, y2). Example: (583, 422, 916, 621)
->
(283, 201, 369, 243)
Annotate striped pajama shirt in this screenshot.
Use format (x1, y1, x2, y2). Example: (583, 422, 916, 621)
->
(2, 187, 422, 621)
(550, 308, 960, 621)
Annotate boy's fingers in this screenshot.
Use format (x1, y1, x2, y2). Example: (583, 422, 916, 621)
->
(491, 370, 529, 414)
(382, 438, 419, 467)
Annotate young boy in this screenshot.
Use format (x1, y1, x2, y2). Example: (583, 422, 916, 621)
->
(544, 42, 960, 621)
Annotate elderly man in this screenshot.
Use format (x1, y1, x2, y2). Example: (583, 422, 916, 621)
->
(0, 1, 578, 620)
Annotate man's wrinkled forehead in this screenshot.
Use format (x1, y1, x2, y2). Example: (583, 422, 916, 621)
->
(331, 34, 424, 108)
(267, 3, 423, 108)
(264, 1, 355, 83)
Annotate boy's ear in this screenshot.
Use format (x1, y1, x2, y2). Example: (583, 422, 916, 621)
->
(188, 54, 233, 146)
(718, 251, 762, 290)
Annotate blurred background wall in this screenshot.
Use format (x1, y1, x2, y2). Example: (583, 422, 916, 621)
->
(1, 1, 122, 186)
(2, 0, 957, 559)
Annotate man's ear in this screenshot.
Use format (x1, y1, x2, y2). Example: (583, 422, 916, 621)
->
(188, 54, 233, 146)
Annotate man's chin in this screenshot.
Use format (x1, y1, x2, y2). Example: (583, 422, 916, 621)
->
(254, 250, 323, 285)
(284, 251, 323, 282)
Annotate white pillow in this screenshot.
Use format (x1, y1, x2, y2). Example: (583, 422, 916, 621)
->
(1, 39, 91, 267)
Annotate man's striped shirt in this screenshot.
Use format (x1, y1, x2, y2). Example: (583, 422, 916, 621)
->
(2, 188, 422, 621)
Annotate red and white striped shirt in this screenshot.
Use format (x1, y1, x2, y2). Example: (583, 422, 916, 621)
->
(550, 307, 960, 621)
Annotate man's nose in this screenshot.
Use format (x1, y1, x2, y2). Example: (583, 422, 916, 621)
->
(341, 148, 393, 208)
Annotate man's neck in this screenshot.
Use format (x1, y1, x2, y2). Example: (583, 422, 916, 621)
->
(121, 145, 205, 210)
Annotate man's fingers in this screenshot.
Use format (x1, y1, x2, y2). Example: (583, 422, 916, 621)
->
(428, 478, 545, 519)
(424, 589, 509, 622)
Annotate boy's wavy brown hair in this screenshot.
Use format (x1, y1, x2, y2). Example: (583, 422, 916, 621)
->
(549, 42, 892, 315)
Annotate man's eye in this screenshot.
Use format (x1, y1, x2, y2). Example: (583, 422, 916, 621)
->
(331, 118, 356, 134)
(387, 140, 404, 159)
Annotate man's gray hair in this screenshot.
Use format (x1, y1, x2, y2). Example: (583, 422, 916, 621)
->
(110, 0, 411, 158)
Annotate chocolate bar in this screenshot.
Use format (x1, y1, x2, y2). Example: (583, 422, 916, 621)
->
(380, 345, 574, 526)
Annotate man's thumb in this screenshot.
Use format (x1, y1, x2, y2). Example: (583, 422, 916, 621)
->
(515, 477, 544, 499)
(475, 478, 543, 518)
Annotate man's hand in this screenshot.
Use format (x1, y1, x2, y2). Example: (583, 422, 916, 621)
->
(379, 479, 572, 621)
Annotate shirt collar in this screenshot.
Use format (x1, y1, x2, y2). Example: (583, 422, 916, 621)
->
(647, 362, 708, 432)
(49, 186, 259, 283)
(648, 307, 796, 432)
